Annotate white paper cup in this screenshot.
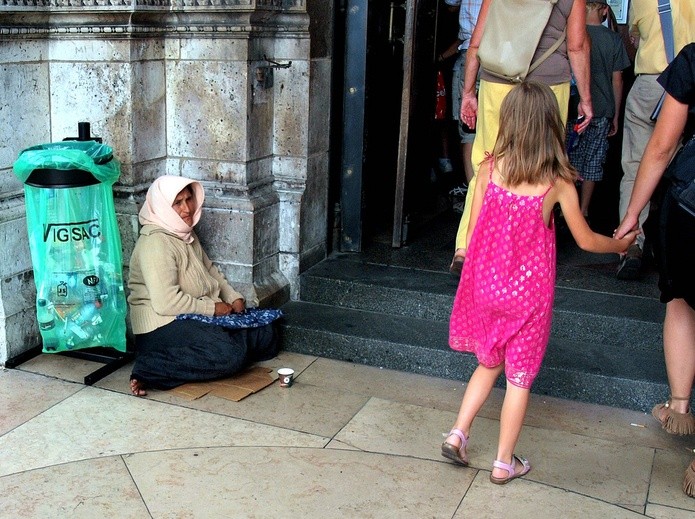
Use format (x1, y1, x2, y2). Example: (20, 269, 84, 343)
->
(278, 368, 295, 387)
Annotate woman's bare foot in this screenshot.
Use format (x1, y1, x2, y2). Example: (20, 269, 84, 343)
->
(130, 377, 147, 397)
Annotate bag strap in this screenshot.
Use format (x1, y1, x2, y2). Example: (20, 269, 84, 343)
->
(528, 27, 567, 76)
(651, 0, 675, 120)
(657, 0, 675, 63)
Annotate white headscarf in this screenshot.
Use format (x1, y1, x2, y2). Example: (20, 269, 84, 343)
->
(138, 175, 205, 244)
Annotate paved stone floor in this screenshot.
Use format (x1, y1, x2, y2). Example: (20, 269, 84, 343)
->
(1, 351, 695, 518)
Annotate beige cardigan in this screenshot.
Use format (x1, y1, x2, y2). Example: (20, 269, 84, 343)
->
(127, 225, 244, 335)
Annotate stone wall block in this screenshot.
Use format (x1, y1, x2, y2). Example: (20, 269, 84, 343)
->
(276, 187, 301, 252)
(0, 170, 26, 198)
(47, 38, 131, 62)
(131, 60, 167, 164)
(50, 61, 133, 160)
(300, 151, 328, 254)
(0, 270, 35, 320)
(0, 39, 45, 64)
(130, 38, 166, 63)
(197, 207, 254, 265)
(308, 58, 331, 155)
(179, 158, 248, 185)
(273, 155, 307, 181)
(0, 62, 50, 170)
(0, 307, 40, 365)
(0, 217, 33, 280)
(124, 157, 167, 190)
(272, 36, 310, 61)
(272, 59, 309, 157)
(307, 0, 333, 59)
(180, 37, 248, 62)
(248, 63, 274, 163)
(279, 251, 299, 299)
(167, 60, 248, 161)
(115, 212, 141, 269)
(252, 200, 280, 260)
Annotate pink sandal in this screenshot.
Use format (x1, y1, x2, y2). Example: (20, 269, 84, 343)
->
(441, 428, 469, 466)
(489, 455, 531, 485)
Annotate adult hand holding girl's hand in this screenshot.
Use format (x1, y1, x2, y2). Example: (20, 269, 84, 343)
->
(614, 229, 640, 253)
(613, 213, 639, 242)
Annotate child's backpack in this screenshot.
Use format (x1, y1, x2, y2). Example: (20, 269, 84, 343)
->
(477, 0, 566, 83)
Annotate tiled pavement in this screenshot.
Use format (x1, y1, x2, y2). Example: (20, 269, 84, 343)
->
(1, 351, 695, 518)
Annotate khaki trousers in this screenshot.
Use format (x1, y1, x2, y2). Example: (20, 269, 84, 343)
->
(455, 80, 570, 249)
(620, 74, 662, 250)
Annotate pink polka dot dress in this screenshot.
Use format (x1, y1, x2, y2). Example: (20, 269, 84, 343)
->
(449, 168, 556, 389)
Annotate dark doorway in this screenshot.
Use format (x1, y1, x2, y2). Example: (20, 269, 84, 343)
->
(337, 0, 463, 252)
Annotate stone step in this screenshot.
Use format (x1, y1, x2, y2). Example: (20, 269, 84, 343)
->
(299, 256, 664, 351)
(278, 300, 667, 413)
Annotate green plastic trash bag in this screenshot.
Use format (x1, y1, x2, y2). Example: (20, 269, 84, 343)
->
(14, 141, 127, 353)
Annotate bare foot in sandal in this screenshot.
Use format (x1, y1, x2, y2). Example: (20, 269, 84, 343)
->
(130, 377, 147, 397)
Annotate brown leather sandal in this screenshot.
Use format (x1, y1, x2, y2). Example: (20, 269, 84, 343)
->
(652, 396, 695, 435)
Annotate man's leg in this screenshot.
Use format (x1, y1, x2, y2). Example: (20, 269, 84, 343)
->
(618, 75, 661, 279)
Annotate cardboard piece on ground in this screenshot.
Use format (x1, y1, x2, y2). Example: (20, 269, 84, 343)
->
(169, 383, 214, 401)
(170, 366, 276, 402)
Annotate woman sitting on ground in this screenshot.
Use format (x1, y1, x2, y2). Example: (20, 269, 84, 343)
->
(127, 175, 279, 396)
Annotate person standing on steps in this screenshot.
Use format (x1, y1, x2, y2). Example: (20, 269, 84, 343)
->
(566, 0, 630, 225)
(442, 0, 483, 238)
(614, 42, 695, 499)
(449, 0, 594, 276)
(616, 0, 694, 280)
(442, 81, 637, 484)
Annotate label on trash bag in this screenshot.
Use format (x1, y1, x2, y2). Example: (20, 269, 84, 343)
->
(25, 183, 127, 353)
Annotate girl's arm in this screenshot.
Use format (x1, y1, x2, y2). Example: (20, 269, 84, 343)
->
(555, 179, 638, 253)
(614, 93, 688, 239)
(465, 162, 490, 249)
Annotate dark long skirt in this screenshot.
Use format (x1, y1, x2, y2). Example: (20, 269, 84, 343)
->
(131, 319, 279, 390)
(657, 183, 695, 310)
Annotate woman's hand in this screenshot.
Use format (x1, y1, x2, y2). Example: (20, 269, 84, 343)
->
(614, 213, 639, 241)
(214, 302, 234, 316)
(460, 93, 478, 130)
(230, 298, 245, 314)
(214, 299, 246, 316)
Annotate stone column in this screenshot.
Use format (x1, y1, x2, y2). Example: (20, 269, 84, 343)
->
(0, 1, 323, 364)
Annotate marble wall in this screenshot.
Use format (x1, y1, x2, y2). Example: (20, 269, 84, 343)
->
(0, 2, 332, 364)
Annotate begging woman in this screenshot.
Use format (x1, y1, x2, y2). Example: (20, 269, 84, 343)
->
(127, 175, 279, 396)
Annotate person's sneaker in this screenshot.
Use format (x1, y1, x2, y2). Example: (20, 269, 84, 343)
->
(616, 244, 642, 280)
(448, 185, 468, 197)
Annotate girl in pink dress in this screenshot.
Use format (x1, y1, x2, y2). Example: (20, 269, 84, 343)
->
(441, 81, 638, 484)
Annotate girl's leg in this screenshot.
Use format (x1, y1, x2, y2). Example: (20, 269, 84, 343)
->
(445, 363, 504, 447)
(491, 381, 531, 480)
(662, 299, 695, 414)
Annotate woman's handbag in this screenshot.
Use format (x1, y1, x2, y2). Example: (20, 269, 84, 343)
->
(477, 0, 565, 83)
(665, 135, 695, 217)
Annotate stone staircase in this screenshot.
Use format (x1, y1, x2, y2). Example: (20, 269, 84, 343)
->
(278, 212, 668, 413)
(279, 256, 665, 412)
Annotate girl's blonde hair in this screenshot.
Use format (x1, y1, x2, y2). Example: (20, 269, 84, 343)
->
(488, 81, 577, 187)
